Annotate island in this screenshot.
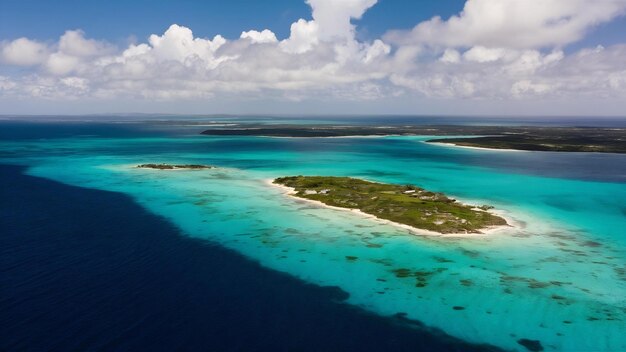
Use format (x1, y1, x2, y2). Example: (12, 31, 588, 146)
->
(426, 131, 626, 153)
(273, 176, 508, 234)
(136, 163, 213, 170)
(200, 124, 626, 153)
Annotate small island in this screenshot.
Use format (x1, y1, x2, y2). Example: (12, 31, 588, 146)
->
(273, 176, 507, 234)
(136, 163, 213, 170)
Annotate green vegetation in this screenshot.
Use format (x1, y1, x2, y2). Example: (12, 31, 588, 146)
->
(274, 176, 507, 234)
(427, 129, 626, 153)
(136, 163, 213, 170)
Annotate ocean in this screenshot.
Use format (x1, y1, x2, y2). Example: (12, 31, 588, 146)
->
(1, 117, 624, 351)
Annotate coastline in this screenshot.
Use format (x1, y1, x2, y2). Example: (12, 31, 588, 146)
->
(265, 134, 401, 139)
(265, 179, 513, 238)
(423, 140, 529, 153)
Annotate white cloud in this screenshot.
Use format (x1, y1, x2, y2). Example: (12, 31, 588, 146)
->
(385, 0, 626, 49)
(463, 46, 506, 62)
(280, 0, 379, 53)
(511, 80, 553, 96)
(148, 24, 226, 65)
(307, 0, 377, 41)
(58, 30, 112, 57)
(240, 29, 278, 44)
(1, 0, 626, 110)
(0, 76, 17, 91)
(45, 52, 81, 75)
(280, 19, 319, 54)
(440, 49, 461, 63)
(1, 38, 49, 66)
(364, 40, 390, 63)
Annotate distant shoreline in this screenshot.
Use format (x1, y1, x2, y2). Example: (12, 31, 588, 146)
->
(201, 125, 626, 153)
(423, 141, 528, 153)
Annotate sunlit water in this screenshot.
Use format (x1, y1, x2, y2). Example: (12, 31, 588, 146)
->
(1, 120, 625, 351)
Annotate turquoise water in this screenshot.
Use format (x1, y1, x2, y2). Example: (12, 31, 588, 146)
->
(1, 123, 625, 351)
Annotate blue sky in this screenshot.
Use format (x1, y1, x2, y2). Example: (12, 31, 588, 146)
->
(0, 1, 469, 41)
(2, 0, 624, 50)
(1, 0, 626, 115)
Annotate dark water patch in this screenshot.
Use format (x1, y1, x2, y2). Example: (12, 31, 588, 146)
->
(345, 256, 359, 261)
(391, 268, 447, 288)
(370, 258, 393, 267)
(460, 249, 481, 258)
(460, 279, 474, 287)
(452, 306, 465, 311)
(517, 338, 544, 351)
(549, 281, 571, 286)
(546, 232, 577, 240)
(529, 281, 551, 289)
(580, 240, 602, 247)
(0, 164, 501, 352)
(614, 267, 626, 280)
(557, 248, 588, 256)
(393, 268, 413, 278)
(499, 275, 553, 289)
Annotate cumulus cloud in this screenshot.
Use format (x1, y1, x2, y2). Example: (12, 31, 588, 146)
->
(240, 29, 278, 44)
(279, 19, 320, 54)
(440, 49, 461, 64)
(307, 0, 377, 41)
(148, 24, 226, 63)
(385, 0, 626, 49)
(58, 30, 113, 57)
(1, 0, 626, 108)
(1, 38, 49, 66)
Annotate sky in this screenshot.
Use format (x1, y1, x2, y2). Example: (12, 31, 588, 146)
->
(1, 0, 626, 116)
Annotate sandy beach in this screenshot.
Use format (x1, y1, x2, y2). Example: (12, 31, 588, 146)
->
(266, 134, 400, 139)
(265, 179, 514, 238)
(423, 140, 529, 153)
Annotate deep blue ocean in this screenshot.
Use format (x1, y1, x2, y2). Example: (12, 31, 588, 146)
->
(0, 120, 504, 351)
(0, 163, 497, 351)
(1, 117, 624, 351)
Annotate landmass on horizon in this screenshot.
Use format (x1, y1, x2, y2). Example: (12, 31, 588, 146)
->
(201, 124, 626, 153)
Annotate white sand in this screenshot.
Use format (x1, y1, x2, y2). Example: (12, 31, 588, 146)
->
(266, 135, 398, 139)
(423, 141, 529, 153)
